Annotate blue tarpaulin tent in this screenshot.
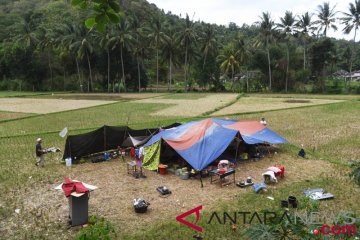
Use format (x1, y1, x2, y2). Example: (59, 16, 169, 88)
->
(143, 118, 287, 171)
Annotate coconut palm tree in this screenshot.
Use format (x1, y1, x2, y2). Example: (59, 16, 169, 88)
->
(38, 30, 56, 90)
(60, 23, 86, 92)
(109, 18, 134, 92)
(341, 0, 360, 81)
(177, 14, 197, 91)
(129, 15, 145, 92)
(254, 12, 276, 90)
(162, 32, 178, 91)
(147, 16, 166, 92)
(96, 29, 112, 93)
(233, 33, 250, 91)
(277, 11, 296, 92)
(314, 2, 338, 37)
(199, 24, 218, 69)
(296, 12, 316, 70)
(70, 34, 95, 92)
(217, 43, 241, 91)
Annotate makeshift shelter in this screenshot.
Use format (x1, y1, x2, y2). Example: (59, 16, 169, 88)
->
(62, 123, 182, 160)
(143, 118, 287, 171)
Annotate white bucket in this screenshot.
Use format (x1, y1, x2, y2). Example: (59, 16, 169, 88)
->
(65, 158, 72, 167)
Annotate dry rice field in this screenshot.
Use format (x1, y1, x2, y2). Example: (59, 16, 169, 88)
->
(0, 98, 117, 114)
(135, 94, 238, 116)
(212, 97, 344, 115)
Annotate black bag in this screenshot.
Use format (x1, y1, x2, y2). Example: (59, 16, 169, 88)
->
(133, 198, 149, 213)
(156, 186, 171, 195)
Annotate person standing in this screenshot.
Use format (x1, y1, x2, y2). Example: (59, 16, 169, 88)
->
(35, 138, 46, 167)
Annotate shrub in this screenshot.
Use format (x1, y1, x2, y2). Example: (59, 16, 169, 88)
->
(76, 215, 117, 240)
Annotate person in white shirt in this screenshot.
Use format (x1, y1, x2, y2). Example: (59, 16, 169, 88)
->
(260, 117, 267, 126)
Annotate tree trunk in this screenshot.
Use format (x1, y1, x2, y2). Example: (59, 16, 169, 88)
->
(246, 70, 249, 92)
(184, 44, 188, 91)
(303, 40, 306, 70)
(169, 53, 172, 91)
(203, 52, 207, 69)
(120, 46, 126, 92)
(63, 68, 66, 91)
(285, 44, 289, 92)
(231, 68, 235, 92)
(266, 41, 272, 90)
(107, 48, 110, 93)
(156, 48, 159, 92)
(75, 57, 82, 92)
(350, 29, 357, 82)
(137, 57, 141, 93)
(86, 51, 93, 92)
(47, 50, 53, 91)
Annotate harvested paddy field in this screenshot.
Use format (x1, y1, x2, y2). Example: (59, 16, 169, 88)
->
(0, 98, 117, 114)
(136, 93, 237, 116)
(212, 97, 344, 115)
(32, 93, 166, 101)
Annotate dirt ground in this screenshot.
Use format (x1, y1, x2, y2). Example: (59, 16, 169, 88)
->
(0, 153, 335, 238)
(0, 98, 117, 114)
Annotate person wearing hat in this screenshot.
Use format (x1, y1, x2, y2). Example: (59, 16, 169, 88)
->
(35, 138, 47, 167)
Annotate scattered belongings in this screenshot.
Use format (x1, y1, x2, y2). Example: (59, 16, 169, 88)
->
(263, 171, 278, 183)
(133, 198, 150, 213)
(236, 176, 254, 188)
(263, 165, 285, 183)
(158, 164, 168, 175)
(127, 160, 145, 178)
(253, 183, 267, 193)
(46, 147, 61, 153)
(210, 167, 236, 187)
(156, 186, 171, 196)
(304, 189, 334, 200)
(288, 196, 298, 208)
(298, 144, 306, 158)
(280, 196, 298, 208)
(54, 178, 98, 226)
(281, 200, 289, 208)
(193, 234, 203, 240)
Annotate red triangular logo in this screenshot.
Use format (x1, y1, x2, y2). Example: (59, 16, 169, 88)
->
(176, 205, 203, 232)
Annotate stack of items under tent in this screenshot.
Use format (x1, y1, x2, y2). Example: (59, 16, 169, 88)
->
(62, 123, 182, 163)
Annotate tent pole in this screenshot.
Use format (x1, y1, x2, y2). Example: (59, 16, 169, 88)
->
(234, 137, 240, 163)
(104, 126, 106, 151)
(68, 139, 72, 159)
(200, 174, 203, 188)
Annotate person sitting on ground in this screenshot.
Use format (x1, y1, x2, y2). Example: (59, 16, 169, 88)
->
(260, 117, 267, 126)
(35, 138, 47, 167)
(298, 144, 306, 158)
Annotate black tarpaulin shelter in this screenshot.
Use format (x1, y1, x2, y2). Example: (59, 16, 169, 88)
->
(62, 123, 182, 160)
(63, 125, 158, 159)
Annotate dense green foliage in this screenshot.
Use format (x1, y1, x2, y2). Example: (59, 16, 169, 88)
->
(0, 0, 360, 93)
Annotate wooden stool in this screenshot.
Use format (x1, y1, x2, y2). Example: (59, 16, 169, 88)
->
(127, 161, 137, 174)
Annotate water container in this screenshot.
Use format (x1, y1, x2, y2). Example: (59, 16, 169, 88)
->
(65, 158, 72, 167)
